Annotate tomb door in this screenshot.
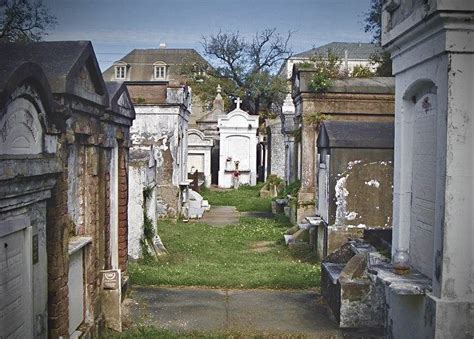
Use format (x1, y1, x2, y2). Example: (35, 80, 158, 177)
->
(68, 248, 85, 335)
(188, 153, 205, 174)
(0, 219, 33, 338)
(410, 93, 437, 277)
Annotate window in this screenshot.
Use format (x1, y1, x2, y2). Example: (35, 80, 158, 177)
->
(115, 65, 126, 79)
(154, 65, 167, 80)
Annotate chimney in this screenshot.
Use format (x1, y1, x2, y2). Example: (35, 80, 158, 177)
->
(159, 43, 167, 49)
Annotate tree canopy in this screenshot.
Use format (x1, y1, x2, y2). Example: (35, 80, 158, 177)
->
(0, 0, 57, 42)
(188, 29, 293, 117)
(363, 0, 392, 77)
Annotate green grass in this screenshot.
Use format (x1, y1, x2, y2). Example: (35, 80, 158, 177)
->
(200, 184, 272, 212)
(130, 217, 320, 289)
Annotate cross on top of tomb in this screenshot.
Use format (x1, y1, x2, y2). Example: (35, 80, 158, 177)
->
(234, 97, 242, 110)
(217, 84, 221, 94)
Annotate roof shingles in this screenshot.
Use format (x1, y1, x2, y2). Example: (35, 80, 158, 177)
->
(294, 42, 381, 60)
(102, 48, 208, 83)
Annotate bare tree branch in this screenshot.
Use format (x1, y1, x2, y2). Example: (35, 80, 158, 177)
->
(0, 0, 57, 42)
(199, 28, 292, 115)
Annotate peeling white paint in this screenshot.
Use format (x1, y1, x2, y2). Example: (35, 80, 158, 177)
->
(335, 175, 349, 225)
(347, 160, 362, 170)
(346, 211, 358, 220)
(365, 179, 381, 188)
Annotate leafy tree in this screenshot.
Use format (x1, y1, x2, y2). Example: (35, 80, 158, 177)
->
(369, 51, 392, 77)
(352, 64, 375, 78)
(307, 50, 344, 92)
(364, 0, 383, 45)
(363, 0, 392, 76)
(195, 29, 292, 117)
(0, 0, 57, 42)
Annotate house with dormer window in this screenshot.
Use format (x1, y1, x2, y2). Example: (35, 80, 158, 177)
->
(103, 45, 211, 125)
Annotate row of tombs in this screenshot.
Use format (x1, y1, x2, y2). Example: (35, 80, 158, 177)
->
(0, 40, 263, 337)
(263, 2, 473, 338)
(1, 2, 473, 337)
(0, 41, 135, 337)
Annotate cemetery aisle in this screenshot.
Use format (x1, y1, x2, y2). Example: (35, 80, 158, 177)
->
(116, 185, 342, 337)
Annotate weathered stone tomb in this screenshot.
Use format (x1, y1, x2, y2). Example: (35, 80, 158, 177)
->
(128, 82, 191, 218)
(187, 128, 213, 187)
(0, 41, 135, 337)
(290, 73, 395, 224)
(316, 120, 394, 258)
(379, 0, 474, 337)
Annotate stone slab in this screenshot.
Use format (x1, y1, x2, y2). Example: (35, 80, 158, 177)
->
(127, 286, 342, 337)
(199, 206, 240, 227)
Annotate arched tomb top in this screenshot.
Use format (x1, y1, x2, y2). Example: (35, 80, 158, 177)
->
(0, 62, 57, 156)
(188, 129, 213, 147)
(218, 110, 259, 129)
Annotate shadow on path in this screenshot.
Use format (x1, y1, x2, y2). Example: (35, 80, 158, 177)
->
(199, 206, 240, 227)
(126, 286, 342, 337)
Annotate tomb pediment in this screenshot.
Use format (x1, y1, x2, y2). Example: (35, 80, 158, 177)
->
(105, 81, 136, 120)
(218, 110, 259, 129)
(0, 98, 43, 155)
(188, 129, 213, 147)
(0, 63, 55, 156)
(0, 41, 109, 108)
(118, 92, 132, 110)
(77, 61, 103, 97)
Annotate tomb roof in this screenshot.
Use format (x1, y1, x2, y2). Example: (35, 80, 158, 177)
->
(0, 60, 56, 114)
(0, 41, 108, 106)
(105, 81, 136, 120)
(318, 120, 394, 149)
(294, 73, 395, 95)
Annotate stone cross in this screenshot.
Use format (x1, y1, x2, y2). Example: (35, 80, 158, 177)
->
(234, 97, 242, 110)
(217, 84, 221, 93)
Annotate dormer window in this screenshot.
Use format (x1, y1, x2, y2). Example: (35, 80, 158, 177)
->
(153, 62, 167, 80)
(114, 63, 127, 80)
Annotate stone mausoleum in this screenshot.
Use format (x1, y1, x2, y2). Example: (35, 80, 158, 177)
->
(290, 73, 395, 224)
(380, 0, 474, 337)
(218, 99, 259, 188)
(0, 41, 135, 337)
(187, 128, 213, 187)
(127, 82, 191, 218)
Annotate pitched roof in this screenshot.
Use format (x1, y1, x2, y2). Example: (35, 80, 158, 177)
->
(294, 42, 381, 60)
(318, 121, 394, 149)
(102, 48, 209, 82)
(105, 81, 135, 119)
(0, 61, 55, 113)
(0, 41, 106, 93)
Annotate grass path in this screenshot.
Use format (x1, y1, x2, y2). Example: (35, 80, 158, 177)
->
(130, 216, 319, 289)
(130, 185, 319, 290)
(200, 184, 272, 212)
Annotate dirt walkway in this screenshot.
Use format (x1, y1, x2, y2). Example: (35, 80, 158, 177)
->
(125, 286, 342, 338)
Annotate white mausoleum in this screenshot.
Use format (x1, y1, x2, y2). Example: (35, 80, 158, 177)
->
(218, 99, 259, 188)
(382, 1, 474, 337)
(187, 129, 213, 187)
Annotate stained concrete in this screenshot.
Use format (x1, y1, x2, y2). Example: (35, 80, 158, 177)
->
(240, 211, 274, 219)
(199, 206, 240, 226)
(127, 286, 343, 337)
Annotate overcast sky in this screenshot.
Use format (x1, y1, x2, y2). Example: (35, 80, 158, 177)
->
(43, 0, 373, 71)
